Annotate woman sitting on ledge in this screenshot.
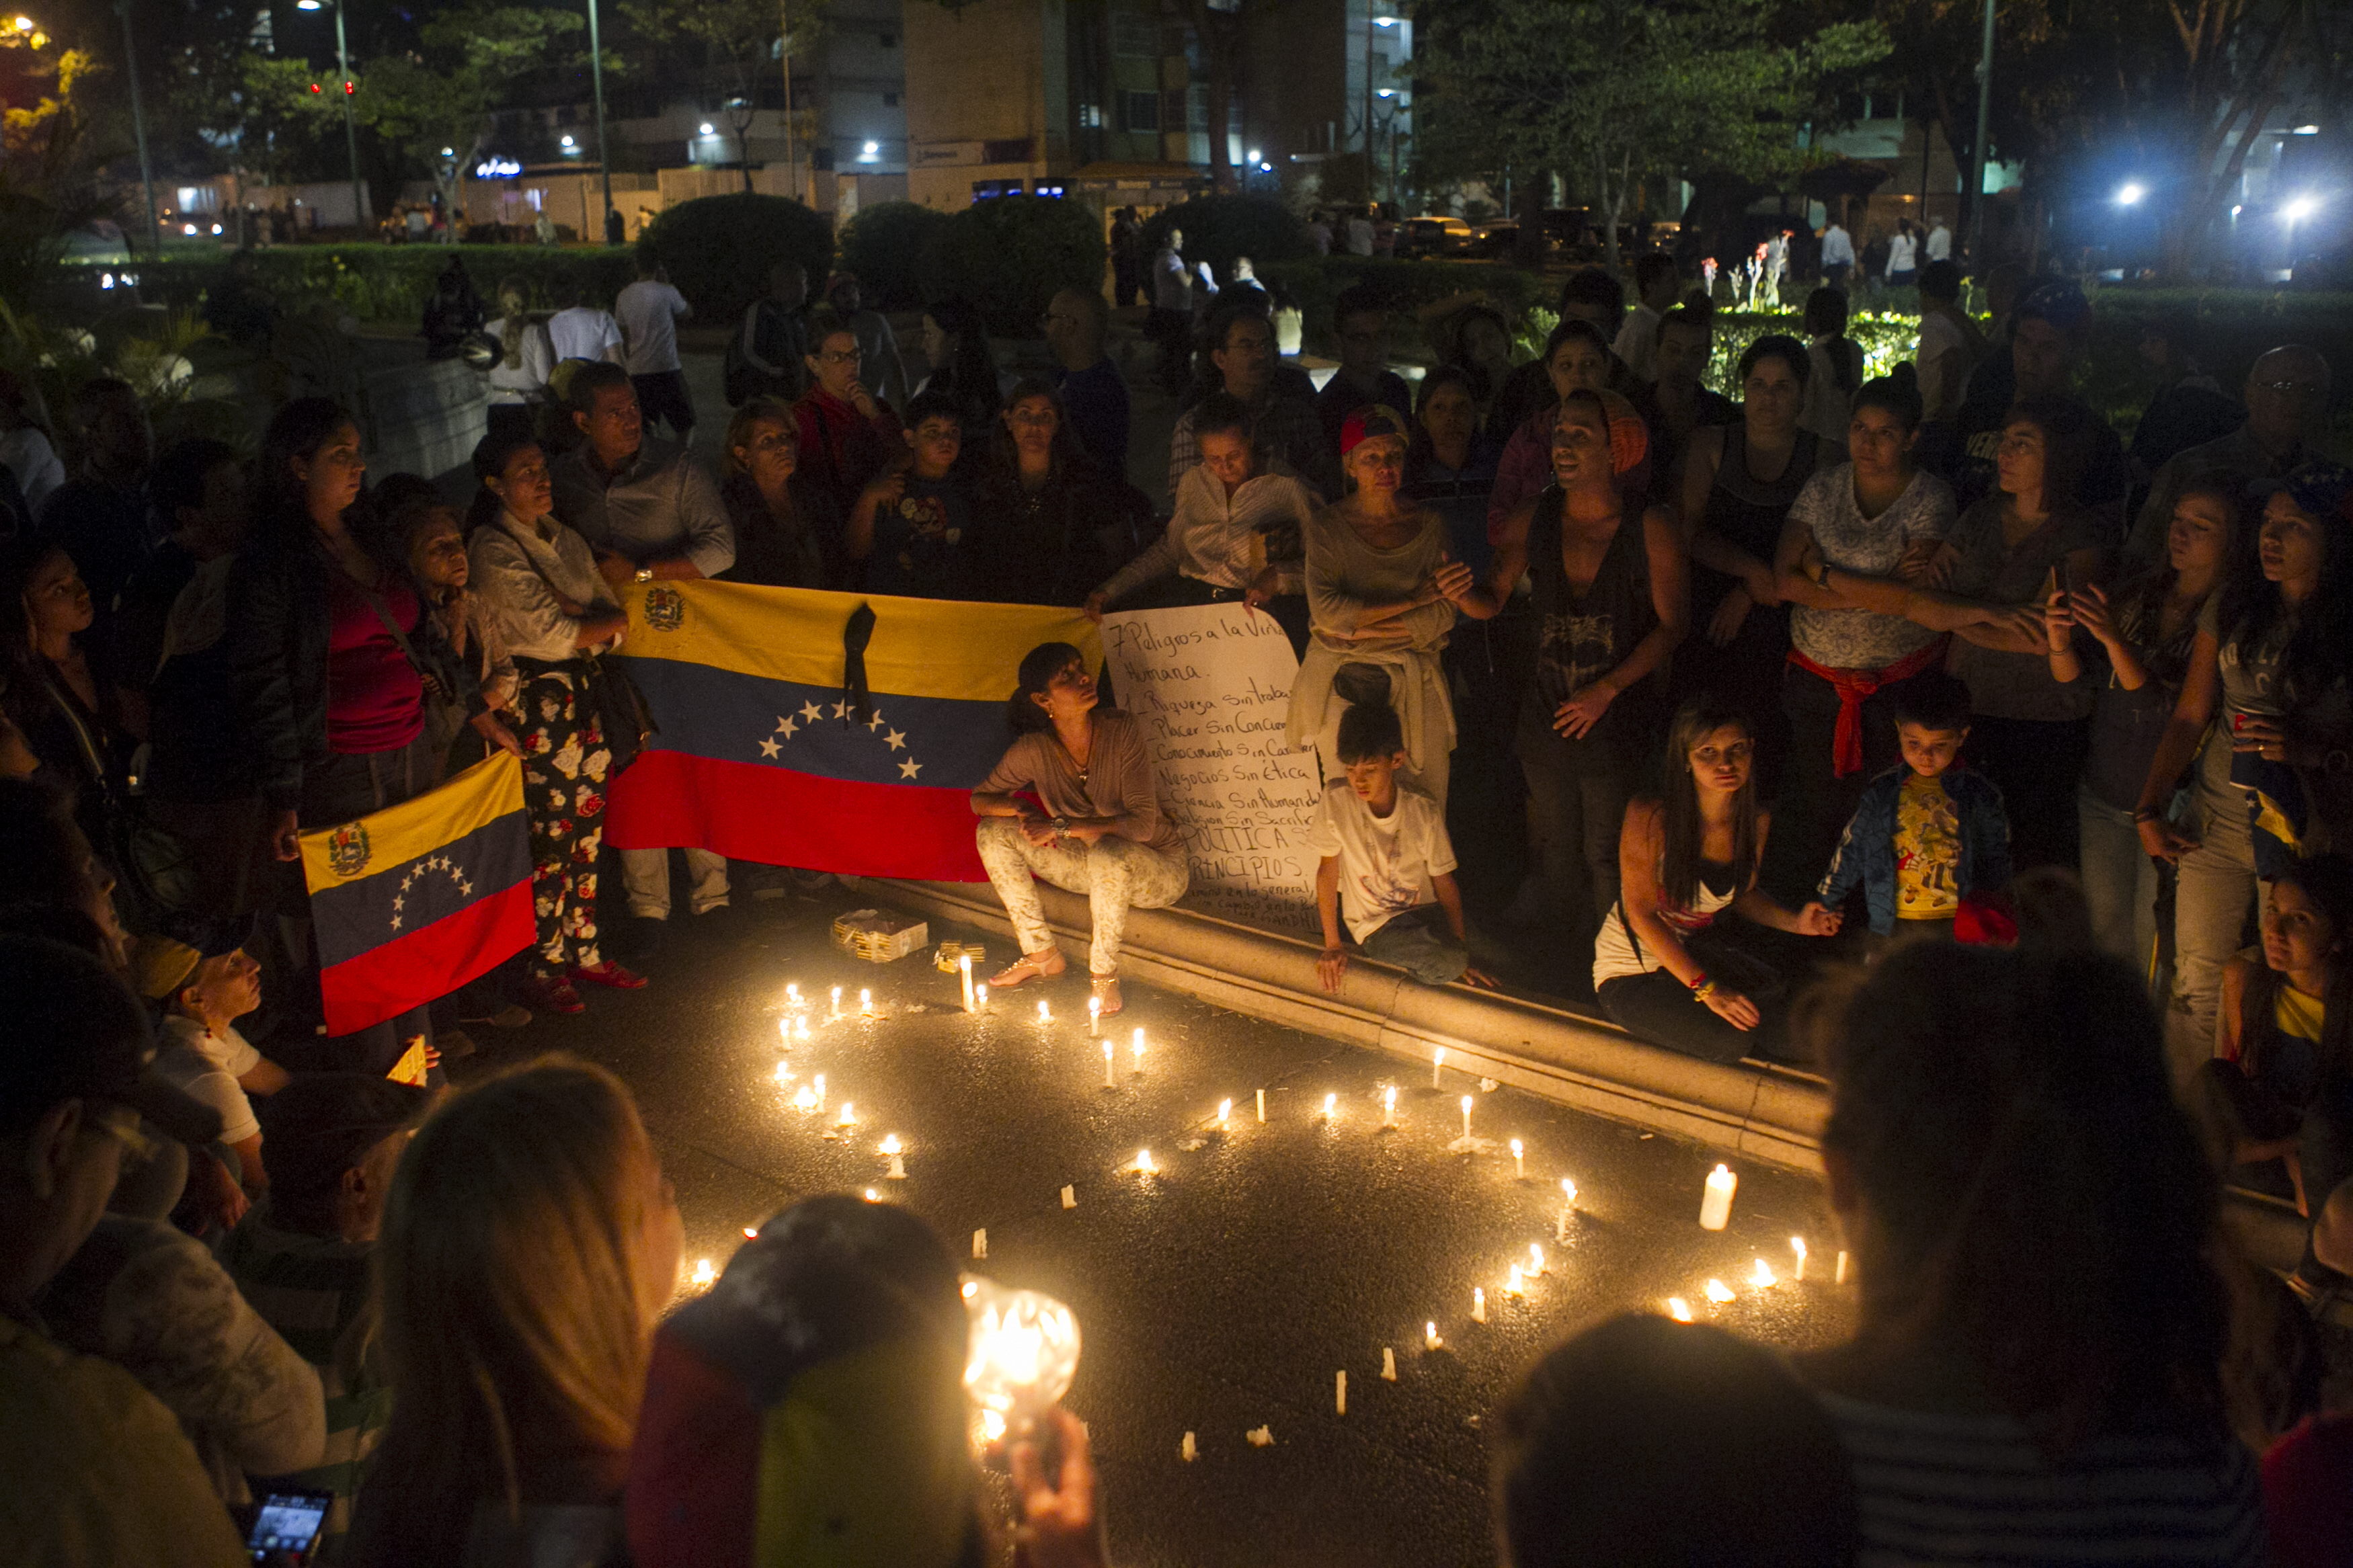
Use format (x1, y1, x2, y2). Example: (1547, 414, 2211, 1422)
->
(970, 641, 1190, 1018)
(1591, 698, 1841, 1065)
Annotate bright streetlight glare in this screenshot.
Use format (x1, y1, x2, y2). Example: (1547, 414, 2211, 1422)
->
(2283, 195, 2319, 222)
(2115, 182, 2144, 205)
(294, 0, 321, 9)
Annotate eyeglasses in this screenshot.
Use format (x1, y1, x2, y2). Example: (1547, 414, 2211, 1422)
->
(2255, 379, 2326, 397)
(817, 347, 861, 365)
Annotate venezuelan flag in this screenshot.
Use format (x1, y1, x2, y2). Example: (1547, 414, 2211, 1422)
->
(300, 752, 536, 1036)
(602, 583, 1099, 880)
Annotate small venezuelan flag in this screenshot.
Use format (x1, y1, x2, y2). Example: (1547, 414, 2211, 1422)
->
(603, 583, 1099, 880)
(300, 751, 536, 1036)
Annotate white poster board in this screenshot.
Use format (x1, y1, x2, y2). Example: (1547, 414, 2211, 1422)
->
(1099, 604, 1322, 936)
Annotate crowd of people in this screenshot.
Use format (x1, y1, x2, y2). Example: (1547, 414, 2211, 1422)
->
(1, 235, 2350, 1563)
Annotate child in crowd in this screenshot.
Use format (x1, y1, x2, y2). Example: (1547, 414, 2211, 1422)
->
(1815, 669, 2012, 940)
(850, 388, 972, 600)
(131, 930, 288, 1203)
(1312, 702, 1492, 991)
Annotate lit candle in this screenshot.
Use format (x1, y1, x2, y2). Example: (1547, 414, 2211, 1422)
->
(1703, 1278, 1734, 1304)
(1134, 1147, 1156, 1175)
(1505, 1264, 1525, 1298)
(1335, 1370, 1347, 1415)
(743, 1226, 759, 1239)
(691, 1258, 715, 1288)
(960, 954, 974, 1012)
(1556, 1178, 1577, 1241)
(1181, 1432, 1197, 1462)
(777, 1017, 793, 1044)
(972, 1229, 987, 1259)
(1749, 1257, 1778, 1289)
(975, 983, 988, 1010)
(1322, 1091, 1337, 1121)
(773, 1061, 793, 1084)
(787, 983, 800, 1007)
(1102, 1040, 1115, 1089)
(1791, 1237, 1808, 1282)
(1666, 1296, 1693, 1322)
(1382, 1085, 1397, 1126)
(835, 1101, 856, 1127)
(1432, 1046, 1447, 1088)
(1835, 1249, 1849, 1284)
(1460, 1095, 1473, 1141)
(795, 1017, 811, 1041)
(791, 1084, 817, 1112)
(1381, 1347, 1397, 1380)
(1217, 1097, 1232, 1126)
(813, 1073, 826, 1102)
(1424, 1321, 1441, 1350)
(1509, 1137, 1525, 1178)
(1698, 1163, 1737, 1230)
(1131, 1027, 1145, 1072)
(1255, 1088, 1265, 1122)
(1038, 999, 1053, 1025)
(1472, 1286, 1487, 1323)
(830, 985, 842, 1020)
(863, 1188, 880, 1202)
(1088, 995, 1101, 1036)
(881, 1133, 906, 1180)
(859, 987, 873, 1016)
(1527, 1242, 1545, 1278)
(1062, 1184, 1076, 1208)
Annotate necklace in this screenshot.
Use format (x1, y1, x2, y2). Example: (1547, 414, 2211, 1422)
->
(1054, 718, 1092, 780)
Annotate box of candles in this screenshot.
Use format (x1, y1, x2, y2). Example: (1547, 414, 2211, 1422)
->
(830, 909, 930, 963)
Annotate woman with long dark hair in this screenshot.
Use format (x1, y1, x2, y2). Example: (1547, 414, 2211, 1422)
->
(2067, 476, 2238, 972)
(1799, 942, 2260, 1563)
(229, 399, 514, 1073)
(1485, 319, 1638, 537)
(1798, 286, 1862, 452)
(716, 393, 838, 589)
(1672, 332, 1821, 795)
(969, 378, 1150, 606)
(969, 642, 1188, 1018)
(1591, 700, 1839, 1063)
(914, 296, 1002, 440)
(0, 538, 134, 852)
(2136, 462, 2353, 1050)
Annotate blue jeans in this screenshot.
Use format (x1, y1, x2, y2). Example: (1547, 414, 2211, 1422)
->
(1359, 905, 1468, 985)
(2077, 784, 2159, 980)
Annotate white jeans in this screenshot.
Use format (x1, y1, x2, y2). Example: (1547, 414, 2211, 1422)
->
(2077, 785, 2160, 979)
(975, 819, 1189, 976)
(2170, 786, 2262, 1063)
(620, 845, 731, 921)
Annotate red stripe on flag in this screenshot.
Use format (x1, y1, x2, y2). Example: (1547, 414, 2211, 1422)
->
(604, 751, 988, 881)
(319, 879, 536, 1037)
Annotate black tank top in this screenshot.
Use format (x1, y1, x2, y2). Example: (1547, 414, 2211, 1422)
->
(1522, 485, 1659, 755)
(1702, 424, 1819, 565)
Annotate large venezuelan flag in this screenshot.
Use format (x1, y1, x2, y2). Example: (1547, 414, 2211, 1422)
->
(300, 751, 536, 1036)
(602, 583, 1099, 880)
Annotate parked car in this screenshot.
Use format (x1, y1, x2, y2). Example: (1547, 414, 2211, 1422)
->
(1396, 216, 1473, 258)
(1464, 221, 1521, 258)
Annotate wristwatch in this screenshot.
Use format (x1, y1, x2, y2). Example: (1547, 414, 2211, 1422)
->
(1050, 815, 1072, 833)
(635, 567, 654, 584)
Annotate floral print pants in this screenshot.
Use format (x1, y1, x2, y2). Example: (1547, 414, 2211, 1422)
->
(975, 817, 1190, 976)
(517, 664, 611, 978)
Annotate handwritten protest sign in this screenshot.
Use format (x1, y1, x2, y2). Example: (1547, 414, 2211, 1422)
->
(1100, 604, 1322, 936)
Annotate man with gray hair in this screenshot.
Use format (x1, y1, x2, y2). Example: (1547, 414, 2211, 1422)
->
(2126, 343, 2335, 567)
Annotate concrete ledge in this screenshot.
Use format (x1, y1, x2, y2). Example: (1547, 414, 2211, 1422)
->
(856, 877, 2310, 1276)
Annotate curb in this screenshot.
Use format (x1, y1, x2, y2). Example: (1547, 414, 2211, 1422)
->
(856, 878, 2311, 1277)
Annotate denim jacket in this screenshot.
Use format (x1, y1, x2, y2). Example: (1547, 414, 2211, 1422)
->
(1817, 764, 2011, 936)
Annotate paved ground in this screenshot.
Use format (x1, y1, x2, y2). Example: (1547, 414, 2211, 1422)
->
(458, 881, 1856, 1567)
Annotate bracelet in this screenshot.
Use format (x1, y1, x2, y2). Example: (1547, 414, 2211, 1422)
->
(1685, 970, 1710, 993)
(1693, 981, 1722, 1005)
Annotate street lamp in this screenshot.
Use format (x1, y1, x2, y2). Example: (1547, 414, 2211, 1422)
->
(2282, 194, 2319, 224)
(296, 0, 367, 235)
(586, 0, 616, 243)
(2115, 181, 2145, 206)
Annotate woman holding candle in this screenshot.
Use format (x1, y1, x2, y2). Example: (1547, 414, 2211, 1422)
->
(1287, 406, 1478, 811)
(625, 1195, 1106, 1568)
(1796, 942, 2263, 1563)
(971, 642, 1189, 1018)
(1591, 698, 1842, 1065)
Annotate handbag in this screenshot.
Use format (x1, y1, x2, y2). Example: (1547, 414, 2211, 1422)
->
(579, 649, 656, 775)
(45, 673, 197, 927)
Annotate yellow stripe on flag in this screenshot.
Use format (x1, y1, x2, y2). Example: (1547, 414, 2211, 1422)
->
(299, 751, 527, 894)
(615, 582, 1101, 703)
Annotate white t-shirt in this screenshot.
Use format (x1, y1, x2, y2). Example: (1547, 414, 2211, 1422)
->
(1309, 781, 1457, 944)
(1924, 224, 1952, 261)
(547, 305, 624, 364)
(1885, 233, 1918, 276)
(482, 316, 555, 403)
(155, 1016, 262, 1147)
(615, 280, 691, 375)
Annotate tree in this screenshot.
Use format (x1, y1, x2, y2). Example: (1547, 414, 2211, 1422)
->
(621, 0, 827, 194)
(1417, 0, 1887, 271)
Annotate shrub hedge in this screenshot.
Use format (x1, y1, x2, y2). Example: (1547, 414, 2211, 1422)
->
(636, 194, 835, 326)
(917, 195, 1104, 335)
(81, 245, 640, 327)
(838, 201, 951, 312)
(1138, 196, 1312, 288)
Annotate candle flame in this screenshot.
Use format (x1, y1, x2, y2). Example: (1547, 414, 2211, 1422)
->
(1217, 1098, 1232, 1124)
(1102, 1040, 1113, 1062)
(836, 1102, 856, 1126)
(1506, 1264, 1525, 1296)
(773, 1061, 793, 1083)
(1791, 1237, 1808, 1259)
(1038, 1000, 1052, 1022)
(975, 984, 988, 1008)
(1460, 1094, 1473, 1114)
(814, 1073, 826, 1098)
(691, 1258, 715, 1287)
(1322, 1092, 1337, 1118)
(1528, 1242, 1545, 1276)
(795, 1018, 811, 1040)
(1509, 1137, 1523, 1159)
(860, 988, 872, 1009)
(1704, 1278, 1735, 1304)
(791, 1085, 818, 1111)
(879, 1134, 903, 1156)
(980, 1407, 1006, 1442)
(1749, 1258, 1778, 1288)
(961, 1280, 978, 1298)
(777, 1018, 793, 1043)
(787, 984, 800, 1002)
(863, 1188, 880, 1201)
(1383, 1085, 1397, 1114)
(1425, 1321, 1441, 1348)
(1435, 1047, 1447, 1068)
(1561, 1177, 1577, 1206)
(1135, 1147, 1156, 1174)
(1667, 1296, 1694, 1321)
(743, 1226, 759, 1239)
(1088, 995, 1101, 1016)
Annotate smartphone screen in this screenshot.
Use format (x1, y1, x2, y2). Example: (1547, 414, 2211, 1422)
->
(247, 1491, 331, 1559)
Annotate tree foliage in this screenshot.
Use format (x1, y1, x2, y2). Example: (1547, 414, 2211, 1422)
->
(619, 0, 828, 191)
(1417, 0, 1888, 267)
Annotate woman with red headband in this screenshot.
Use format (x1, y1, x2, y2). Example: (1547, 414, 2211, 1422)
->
(1288, 405, 1478, 810)
(1459, 388, 1686, 983)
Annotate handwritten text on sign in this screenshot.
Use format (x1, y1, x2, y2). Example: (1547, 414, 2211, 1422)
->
(1100, 605, 1320, 935)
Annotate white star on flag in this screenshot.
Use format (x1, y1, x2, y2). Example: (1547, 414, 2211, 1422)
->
(799, 700, 823, 723)
(898, 758, 922, 780)
(831, 701, 850, 720)
(884, 729, 907, 751)
(759, 737, 781, 758)
(867, 710, 886, 731)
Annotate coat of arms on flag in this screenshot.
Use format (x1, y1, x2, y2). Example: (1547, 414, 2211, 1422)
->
(299, 751, 536, 1036)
